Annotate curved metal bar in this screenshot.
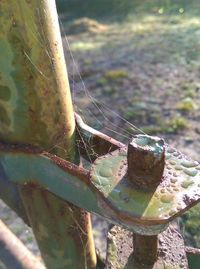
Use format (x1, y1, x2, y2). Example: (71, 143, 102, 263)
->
(0, 143, 168, 235)
(75, 113, 124, 161)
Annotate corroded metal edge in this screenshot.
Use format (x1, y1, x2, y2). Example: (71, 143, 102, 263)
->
(1, 140, 199, 236)
(75, 113, 124, 161)
(0, 142, 167, 234)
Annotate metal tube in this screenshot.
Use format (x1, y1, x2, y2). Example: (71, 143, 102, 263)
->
(0, 0, 75, 155)
(0, 220, 45, 269)
(133, 234, 158, 264)
(0, 0, 96, 268)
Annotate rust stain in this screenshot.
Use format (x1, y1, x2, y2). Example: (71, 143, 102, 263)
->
(0, 141, 42, 154)
(75, 113, 124, 161)
(0, 140, 90, 184)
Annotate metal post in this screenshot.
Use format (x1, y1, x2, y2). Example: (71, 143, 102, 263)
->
(0, 1, 96, 268)
(127, 135, 165, 264)
(133, 234, 158, 264)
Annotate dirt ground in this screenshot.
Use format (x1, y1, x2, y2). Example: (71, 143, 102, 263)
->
(64, 15, 200, 161)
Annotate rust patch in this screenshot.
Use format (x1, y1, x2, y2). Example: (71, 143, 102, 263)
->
(0, 140, 90, 184)
(45, 152, 90, 183)
(0, 141, 42, 154)
(75, 113, 124, 161)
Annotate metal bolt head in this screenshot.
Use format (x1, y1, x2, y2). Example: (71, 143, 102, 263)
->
(127, 135, 165, 190)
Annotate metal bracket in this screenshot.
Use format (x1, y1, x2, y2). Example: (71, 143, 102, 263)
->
(0, 115, 200, 236)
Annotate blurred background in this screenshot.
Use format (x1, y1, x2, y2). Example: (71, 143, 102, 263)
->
(1, 0, 200, 262)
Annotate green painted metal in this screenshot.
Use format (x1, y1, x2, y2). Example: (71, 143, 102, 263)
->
(0, 1, 96, 268)
(0, 0, 75, 156)
(1, 124, 200, 235)
(0, 150, 99, 214)
(90, 145, 200, 228)
(21, 187, 96, 269)
(0, 145, 167, 235)
(0, 165, 28, 224)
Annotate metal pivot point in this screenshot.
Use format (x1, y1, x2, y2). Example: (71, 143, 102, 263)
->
(127, 135, 165, 190)
(133, 234, 158, 264)
(128, 135, 166, 264)
(1, 114, 200, 267)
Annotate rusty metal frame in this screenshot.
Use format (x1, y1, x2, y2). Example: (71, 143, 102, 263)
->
(1, 117, 200, 267)
(1, 1, 200, 269)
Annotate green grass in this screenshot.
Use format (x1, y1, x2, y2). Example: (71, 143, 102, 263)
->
(141, 116, 189, 135)
(104, 69, 128, 80)
(71, 41, 101, 51)
(176, 98, 198, 113)
(167, 116, 189, 132)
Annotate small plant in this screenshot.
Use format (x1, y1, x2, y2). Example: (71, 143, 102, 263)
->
(184, 89, 196, 98)
(176, 97, 198, 113)
(97, 77, 108, 86)
(167, 115, 189, 132)
(141, 125, 163, 135)
(104, 69, 128, 80)
(102, 86, 116, 94)
(182, 85, 197, 98)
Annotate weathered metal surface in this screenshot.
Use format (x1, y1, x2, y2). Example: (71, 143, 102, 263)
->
(2, 148, 97, 268)
(105, 223, 188, 269)
(0, 220, 45, 269)
(0, 145, 99, 214)
(127, 135, 165, 190)
(20, 186, 96, 269)
(75, 113, 124, 161)
(0, 0, 75, 157)
(90, 144, 200, 229)
(0, 1, 96, 268)
(0, 163, 28, 224)
(1, 137, 200, 236)
(133, 234, 158, 264)
(0, 144, 164, 234)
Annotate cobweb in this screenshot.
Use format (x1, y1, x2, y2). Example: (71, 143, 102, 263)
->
(58, 16, 149, 259)
(59, 19, 147, 157)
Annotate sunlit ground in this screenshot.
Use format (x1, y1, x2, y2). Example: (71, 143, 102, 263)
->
(62, 2, 200, 249)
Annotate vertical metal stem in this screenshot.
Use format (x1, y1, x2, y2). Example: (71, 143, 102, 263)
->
(133, 234, 158, 264)
(20, 186, 96, 269)
(0, 0, 96, 268)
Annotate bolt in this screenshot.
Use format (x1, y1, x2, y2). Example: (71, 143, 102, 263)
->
(133, 234, 158, 264)
(127, 135, 165, 190)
